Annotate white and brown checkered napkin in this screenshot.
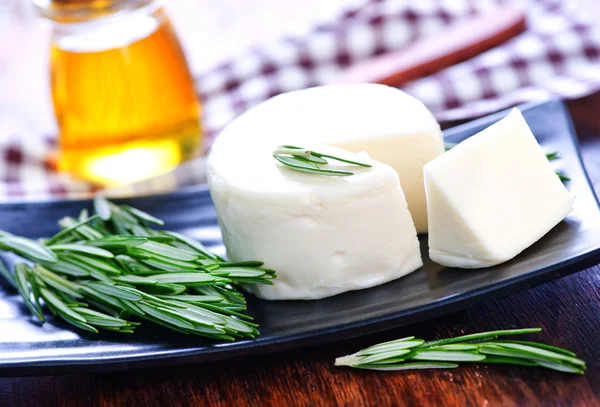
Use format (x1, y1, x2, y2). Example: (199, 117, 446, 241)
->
(1, 0, 599, 200)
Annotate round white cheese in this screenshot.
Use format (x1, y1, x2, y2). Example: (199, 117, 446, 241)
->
(209, 139, 422, 300)
(213, 84, 443, 233)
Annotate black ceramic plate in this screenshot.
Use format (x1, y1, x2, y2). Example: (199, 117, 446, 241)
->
(1, 100, 600, 376)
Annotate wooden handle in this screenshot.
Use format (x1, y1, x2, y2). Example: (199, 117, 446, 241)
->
(329, 5, 526, 86)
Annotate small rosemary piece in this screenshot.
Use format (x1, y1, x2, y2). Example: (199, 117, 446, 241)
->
(545, 151, 571, 181)
(273, 145, 372, 177)
(444, 142, 457, 151)
(545, 151, 570, 181)
(335, 328, 585, 374)
(0, 197, 276, 340)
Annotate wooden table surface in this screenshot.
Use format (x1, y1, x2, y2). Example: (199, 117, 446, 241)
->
(0, 93, 598, 407)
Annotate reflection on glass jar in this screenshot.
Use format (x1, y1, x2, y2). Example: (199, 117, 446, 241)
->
(35, 0, 202, 186)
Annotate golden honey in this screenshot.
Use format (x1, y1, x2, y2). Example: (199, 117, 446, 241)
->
(46, 2, 201, 185)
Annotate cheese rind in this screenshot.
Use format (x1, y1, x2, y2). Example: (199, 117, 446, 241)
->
(424, 108, 574, 269)
(208, 140, 422, 300)
(218, 84, 443, 233)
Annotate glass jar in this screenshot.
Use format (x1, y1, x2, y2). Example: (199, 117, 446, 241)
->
(34, 0, 202, 186)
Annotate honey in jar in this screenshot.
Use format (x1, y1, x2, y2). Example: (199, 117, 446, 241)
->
(36, 0, 202, 185)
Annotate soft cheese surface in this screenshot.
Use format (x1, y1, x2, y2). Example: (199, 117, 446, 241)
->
(209, 139, 422, 300)
(213, 84, 443, 233)
(424, 108, 574, 269)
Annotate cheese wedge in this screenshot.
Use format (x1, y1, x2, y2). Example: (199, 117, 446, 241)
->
(218, 84, 443, 233)
(208, 141, 422, 300)
(424, 108, 574, 268)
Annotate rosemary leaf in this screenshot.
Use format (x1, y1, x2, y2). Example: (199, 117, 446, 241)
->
(122, 205, 165, 226)
(479, 356, 538, 366)
(56, 313, 99, 334)
(537, 361, 585, 374)
(71, 307, 130, 328)
(420, 328, 541, 348)
(352, 362, 459, 371)
(85, 236, 147, 249)
(163, 231, 222, 261)
(151, 273, 229, 286)
(0, 236, 58, 263)
(292, 154, 329, 165)
(357, 338, 423, 356)
(411, 351, 486, 362)
(59, 217, 104, 240)
(107, 202, 138, 224)
(278, 145, 372, 167)
(427, 344, 480, 351)
(119, 298, 146, 316)
(492, 339, 577, 357)
(60, 253, 122, 275)
(46, 214, 100, 245)
(0, 260, 15, 287)
(140, 259, 198, 273)
(309, 152, 372, 167)
(112, 275, 158, 285)
(356, 349, 412, 365)
(131, 249, 199, 270)
(114, 255, 155, 275)
(94, 196, 112, 221)
(140, 283, 187, 295)
(157, 294, 222, 303)
(136, 241, 198, 261)
(50, 244, 114, 258)
(40, 287, 86, 324)
(274, 155, 354, 176)
(218, 261, 264, 268)
(79, 286, 124, 310)
(39, 259, 90, 277)
(484, 342, 585, 367)
(14, 264, 45, 321)
(137, 303, 195, 330)
(78, 209, 89, 221)
(89, 269, 113, 283)
(185, 301, 253, 320)
(161, 304, 224, 328)
(85, 282, 143, 301)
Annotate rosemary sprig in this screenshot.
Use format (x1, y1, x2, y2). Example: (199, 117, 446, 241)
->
(335, 328, 585, 374)
(0, 198, 276, 340)
(273, 145, 372, 177)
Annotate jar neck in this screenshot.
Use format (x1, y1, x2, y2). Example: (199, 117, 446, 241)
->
(33, 0, 164, 23)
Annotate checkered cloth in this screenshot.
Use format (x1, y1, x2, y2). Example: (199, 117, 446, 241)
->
(2, 0, 599, 200)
